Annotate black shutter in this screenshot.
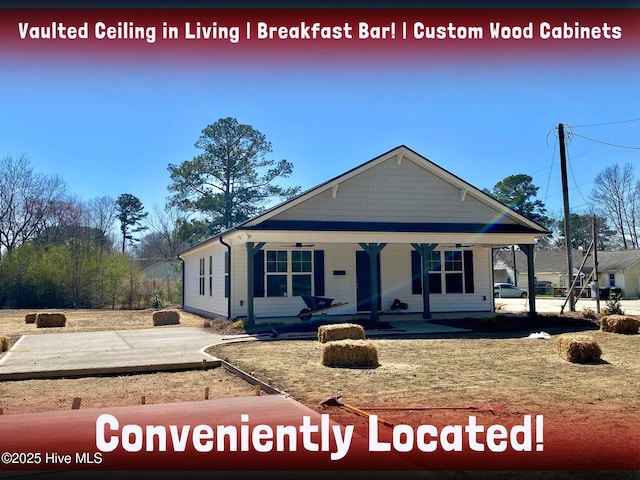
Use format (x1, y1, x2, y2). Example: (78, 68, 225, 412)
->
(411, 250, 422, 294)
(314, 250, 325, 296)
(464, 250, 474, 293)
(253, 249, 265, 297)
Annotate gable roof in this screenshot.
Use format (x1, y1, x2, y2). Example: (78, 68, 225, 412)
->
(237, 145, 549, 234)
(180, 145, 550, 255)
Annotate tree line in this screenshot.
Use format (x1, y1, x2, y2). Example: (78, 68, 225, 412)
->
(0, 118, 297, 309)
(0, 156, 185, 309)
(0, 116, 637, 309)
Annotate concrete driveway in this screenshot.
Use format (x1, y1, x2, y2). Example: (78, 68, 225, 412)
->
(0, 327, 225, 380)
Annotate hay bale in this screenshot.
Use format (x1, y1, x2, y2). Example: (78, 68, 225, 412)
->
(600, 314, 640, 334)
(556, 334, 602, 364)
(25, 313, 37, 324)
(1, 336, 9, 352)
(152, 309, 180, 326)
(35, 313, 66, 328)
(321, 339, 378, 368)
(317, 323, 365, 343)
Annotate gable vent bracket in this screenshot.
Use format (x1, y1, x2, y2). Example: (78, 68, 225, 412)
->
(460, 188, 468, 202)
(331, 184, 340, 198)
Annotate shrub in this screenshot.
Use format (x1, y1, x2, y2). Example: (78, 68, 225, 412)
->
(150, 290, 166, 310)
(232, 319, 245, 330)
(605, 292, 624, 315)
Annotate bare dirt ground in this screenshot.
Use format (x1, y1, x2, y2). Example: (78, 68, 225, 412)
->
(1, 309, 639, 472)
(206, 326, 640, 449)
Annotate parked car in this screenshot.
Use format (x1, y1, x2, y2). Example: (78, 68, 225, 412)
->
(494, 283, 528, 298)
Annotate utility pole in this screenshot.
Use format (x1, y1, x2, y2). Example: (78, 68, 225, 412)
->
(593, 214, 600, 313)
(559, 123, 575, 311)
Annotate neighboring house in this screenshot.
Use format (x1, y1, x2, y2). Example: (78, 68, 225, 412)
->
(142, 258, 182, 281)
(141, 258, 183, 304)
(178, 146, 549, 323)
(494, 249, 640, 299)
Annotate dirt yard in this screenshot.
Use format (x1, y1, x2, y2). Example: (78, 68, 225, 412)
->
(1, 308, 639, 472)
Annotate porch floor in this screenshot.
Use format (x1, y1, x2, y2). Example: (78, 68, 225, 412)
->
(245, 311, 507, 338)
(253, 310, 500, 326)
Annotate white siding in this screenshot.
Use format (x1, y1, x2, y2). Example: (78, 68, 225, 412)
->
(230, 242, 494, 319)
(271, 157, 518, 226)
(182, 242, 228, 318)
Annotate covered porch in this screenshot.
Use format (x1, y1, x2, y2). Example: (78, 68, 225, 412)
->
(236, 229, 538, 325)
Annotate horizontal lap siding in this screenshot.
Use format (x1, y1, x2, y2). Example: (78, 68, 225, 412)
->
(271, 158, 517, 226)
(249, 244, 355, 319)
(234, 243, 493, 319)
(182, 244, 228, 318)
(384, 245, 493, 313)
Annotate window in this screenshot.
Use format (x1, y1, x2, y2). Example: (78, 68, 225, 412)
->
(444, 250, 464, 294)
(266, 251, 288, 297)
(411, 249, 473, 295)
(609, 273, 616, 287)
(224, 250, 230, 298)
(291, 251, 312, 296)
(264, 250, 313, 297)
(198, 257, 205, 296)
(208, 256, 213, 296)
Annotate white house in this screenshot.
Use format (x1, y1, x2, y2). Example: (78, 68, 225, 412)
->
(178, 146, 549, 323)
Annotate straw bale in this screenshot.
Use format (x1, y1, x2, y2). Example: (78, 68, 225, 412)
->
(600, 315, 640, 334)
(1, 336, 9, 352)
(318, 323, 366, 343)
(152, 309, 181, 326)
(35, 313, 67, 328)
(25, 313, 37, 324)
(321, 340, 378, 368)
(556, 334, 602, 364)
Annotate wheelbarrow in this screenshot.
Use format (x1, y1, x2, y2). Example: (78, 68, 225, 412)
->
(298, 295, 348, 320)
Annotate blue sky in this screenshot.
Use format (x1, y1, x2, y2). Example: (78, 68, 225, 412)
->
(2, 9, 639, 227)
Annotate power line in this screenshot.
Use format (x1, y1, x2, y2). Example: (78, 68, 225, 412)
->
(566, 145, 592, 211)
(571, 132, 640, 150)
(543, 135, 557, 205)
(571, 118, 640, 128)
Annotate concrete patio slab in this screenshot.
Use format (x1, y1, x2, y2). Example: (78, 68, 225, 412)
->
(0, 327, 224, 380)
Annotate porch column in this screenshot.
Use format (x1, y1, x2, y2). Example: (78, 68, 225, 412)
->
(518, 244, 536, 316)
(358, 243, 386, 322)
(411, 243, 438, 320)
(246, 241, 265, 326)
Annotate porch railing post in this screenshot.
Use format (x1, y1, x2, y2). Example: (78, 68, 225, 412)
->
(358, 243, 387, 322)
(518, 244, 536, 316)
(246, 241, 265, 326)
(411, 243, 438, 320)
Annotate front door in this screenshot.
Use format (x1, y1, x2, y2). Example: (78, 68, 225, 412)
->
(356, 250, 381, 312)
